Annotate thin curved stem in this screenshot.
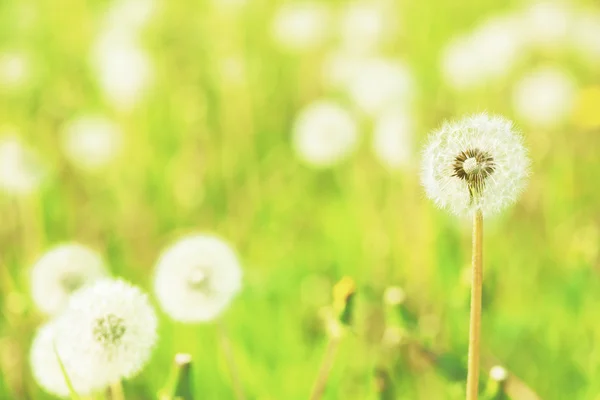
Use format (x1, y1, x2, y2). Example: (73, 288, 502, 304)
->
(109, 381, 125, 400)
(466, 210, 483, 400)
(309, 337, 340, 400)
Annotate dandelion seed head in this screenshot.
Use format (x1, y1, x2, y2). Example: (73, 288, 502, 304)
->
(372, 111, 414, 170)
(292, 101, 359, 168)
(154, 234, 243, 322)
(421, 113, 530, 218)
(512, 66, 577, 128)
(103, 0, 157, 33)
(30, 322, 70, 398)
(61, 115, 123, 172)
(30, 243, 108, 316)
(54, 279, 158, 393)
(0, 135, 45, 196)
(271, 2, 331, 52)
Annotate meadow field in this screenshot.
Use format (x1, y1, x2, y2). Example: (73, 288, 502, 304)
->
(1, 0, 600, 399)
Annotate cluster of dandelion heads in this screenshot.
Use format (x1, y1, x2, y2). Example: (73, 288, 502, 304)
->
(54, 279, 158, 393)
(0, 135, 45, 196)
(421, 113, 530, 218)
(61, 115, 123, 172)
(30, 243, 109, 315)
(30, 322, 71, 398)
(292, 100, 359, 168)
(271, 2, 331, 52)
(154, 234, 242, 323)
(512, 66, 577, 128)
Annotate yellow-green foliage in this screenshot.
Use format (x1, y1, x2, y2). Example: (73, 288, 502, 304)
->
(1, 0, 599, 399)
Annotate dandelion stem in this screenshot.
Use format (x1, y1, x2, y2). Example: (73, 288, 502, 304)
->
(217, 320, 245, 400)
(309, 336, 340, 400)
(466, 210, 483, 400)
(109, 381, 125, 400)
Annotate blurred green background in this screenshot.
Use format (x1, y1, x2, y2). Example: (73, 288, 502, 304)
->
(1, 0, 600, 399)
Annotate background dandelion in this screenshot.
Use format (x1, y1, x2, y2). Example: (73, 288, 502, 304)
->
(1, 0, 600, 399)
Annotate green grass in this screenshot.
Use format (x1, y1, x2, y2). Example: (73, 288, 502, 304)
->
(1, 0, 600, 399)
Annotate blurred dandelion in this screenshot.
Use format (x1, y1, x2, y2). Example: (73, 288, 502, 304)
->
(292, 100, 359, 168)
(346, 58, 414, 117)
(338, 1, 395, 54)
(154, 234, 243, 323)
(512, 66, 577, 128)
(55, 279, 158, 394)
(61, 115, 123, 172)
(0, 51, 31, 91)
(421, 113, 530, 400)
(489, 365, 508, 382)
(520, 2, 573, 52)
(271, 2, 331, 52)
(91, 32, 153, 111)
(0, 135, 45, 196)
(571, 10, 600, 67)
(421, 113, 530, 218)
(441, 15, 525, 90)
(102, 0, 158, 34)
(321, 50, 366, 90)
(30, 322, 73, 398)
(30, 243, 109, 316)
(372, 111, 414, 171)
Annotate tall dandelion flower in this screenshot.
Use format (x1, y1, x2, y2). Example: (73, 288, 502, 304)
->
(154, 234, 242, 322)
(0, 135, 45, 196)
(292, 100, 359, 168)
(30, 243, 109, 316)
(30, 322, 70, 398)
(421, 113, 530, 400)
(512, 66, 577, 128)
(55, 279, 158, 394)
(61, 115, 123, 172)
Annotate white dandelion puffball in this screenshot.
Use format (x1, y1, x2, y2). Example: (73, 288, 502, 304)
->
(0, 51, 31, 91)
(372, 111, 414, 170)
(292, 100, 359, 168)
(338, 2, 394, 54)
(154, 234, 242, 322)
(91, 33, 153, 111)
(512, 66, 577, 128)
(441, 35, 487, 90)
(30, 322, 70, 398)
(55, 279, 158, 393)
(30, 243, 109, 316)
(346, 58, 414, 116)
(571, 11, 600, 66)
(421, 114, 530, 218)
(520, 2, 574, 51)
(61, 115, 123, 172)
(0, 135, 45, 196)
(271, 2, 331, 52)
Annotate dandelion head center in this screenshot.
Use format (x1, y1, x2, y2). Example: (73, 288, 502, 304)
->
(186, 267, 212, 292)
(60, 273, 84, 293)
(452, 148, 495, 198)
(93, 313, 126, 345)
